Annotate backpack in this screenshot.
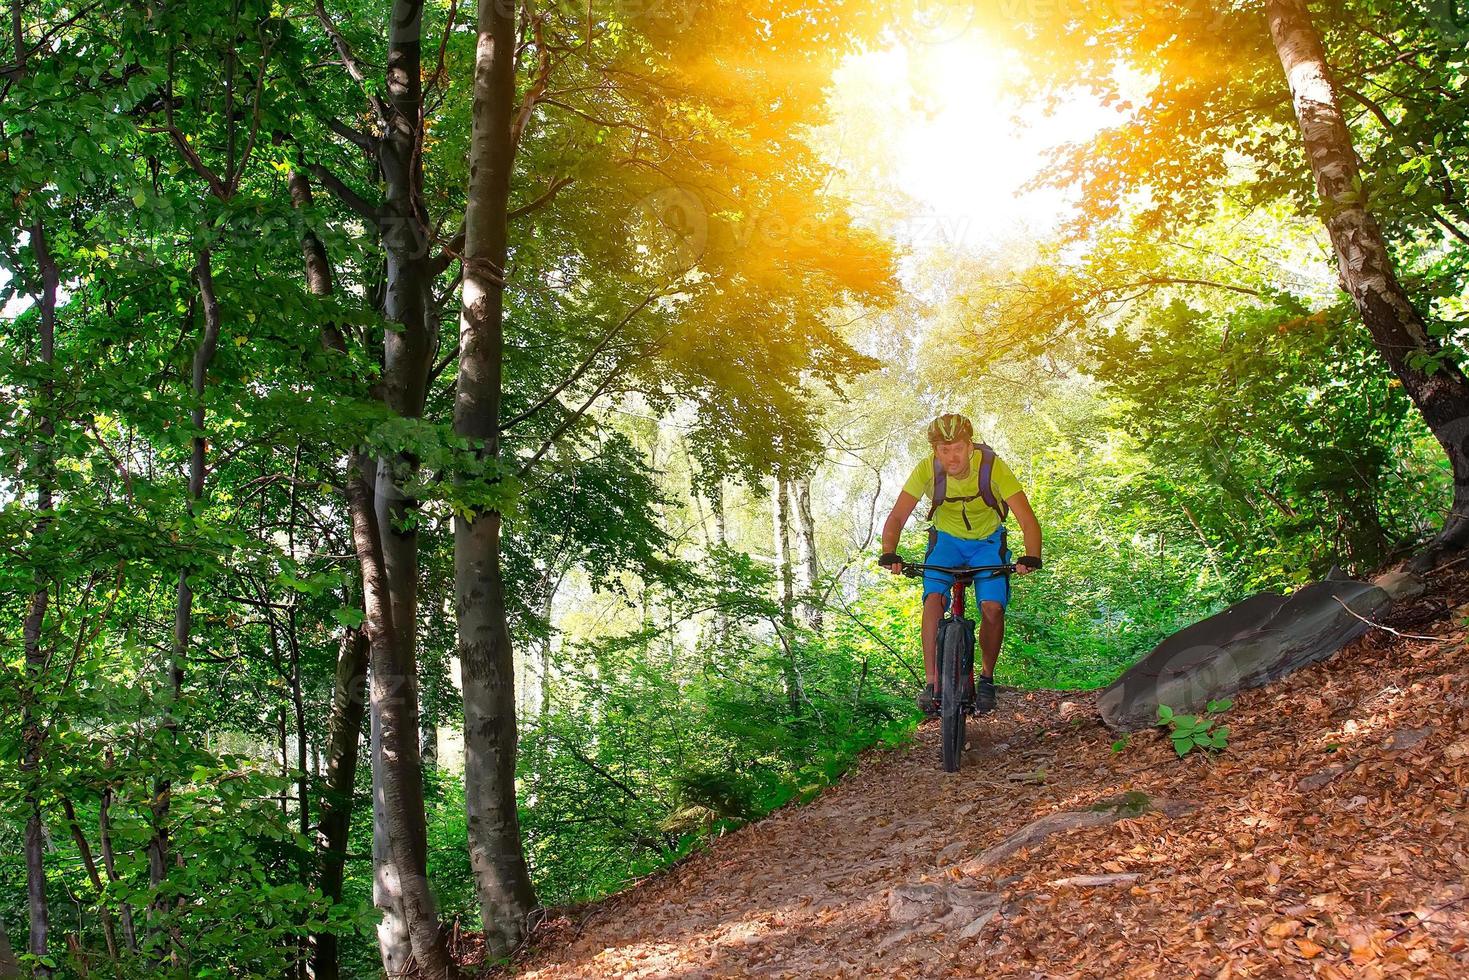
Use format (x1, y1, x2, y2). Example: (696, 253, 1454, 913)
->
(926, 442, 1009, 533)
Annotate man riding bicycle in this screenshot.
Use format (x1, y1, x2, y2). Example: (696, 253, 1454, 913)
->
(878, 414, 1043, 716)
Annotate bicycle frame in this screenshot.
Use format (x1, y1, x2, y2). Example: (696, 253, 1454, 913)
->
(901, 562, 1016, 689)
(901, 562, 1015, 622)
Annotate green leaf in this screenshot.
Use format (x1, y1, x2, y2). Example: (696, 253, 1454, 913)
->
(331, 606, 365, 629)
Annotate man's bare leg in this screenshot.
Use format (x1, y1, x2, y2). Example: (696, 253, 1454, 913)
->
(978, 601, 1005, 677)
(922, 593, 946, 685)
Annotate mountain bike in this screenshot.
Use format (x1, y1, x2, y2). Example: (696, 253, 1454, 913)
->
(901, 561, 1016, 773)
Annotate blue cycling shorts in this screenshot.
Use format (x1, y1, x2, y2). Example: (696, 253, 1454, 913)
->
(923, 528, 1010, 610)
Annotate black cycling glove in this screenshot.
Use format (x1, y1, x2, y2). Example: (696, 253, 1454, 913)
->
(1017, 555, 1043, 570)
(878, 552, 902, 569)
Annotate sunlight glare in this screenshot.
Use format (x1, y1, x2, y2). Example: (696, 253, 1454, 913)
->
(825, 34, 1121, 255)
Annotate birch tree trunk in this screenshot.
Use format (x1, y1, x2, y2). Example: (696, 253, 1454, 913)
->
(792, 475, 822, 629)
(420, 671, 439, 773)
(455, 0, 537, 957)
(711, 479, 728, 548)
(773, 479, 797, 621)
(535, 581, 556, 717)
(772, 478, 803, 710)
(706, 480, 730, 651)
(1266, 0, 1469, 568)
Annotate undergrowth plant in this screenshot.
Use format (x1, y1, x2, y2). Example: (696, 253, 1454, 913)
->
(1157, 699, 1233, 757)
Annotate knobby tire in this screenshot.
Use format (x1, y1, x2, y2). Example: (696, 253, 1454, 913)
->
(940, 620, 966, 772)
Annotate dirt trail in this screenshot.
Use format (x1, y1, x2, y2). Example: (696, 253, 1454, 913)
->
(507, 571, 1469, 978)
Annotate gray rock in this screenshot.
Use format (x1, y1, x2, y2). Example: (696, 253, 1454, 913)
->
(1298, 763, 1351, 792)
(1384, 725, 1435, 753)
(1098, 579, 1393, 731)
(887, 883, 1001, 925)
(957, 906, 1000, 939)
(1372, 570, 1426, 602)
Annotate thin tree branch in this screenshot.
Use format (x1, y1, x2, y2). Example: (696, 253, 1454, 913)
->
(229, 31, 277, 194)
(427, 229, 465, 276)
(509, 175, 575, 221)
(313, 0, 388, 120)
(1431, 207, 1469, 246)
(322, 114, 376, 154)
(1331, 596, 1439, 642)
(516, 358, 629, 477)
(425, 0, 458, 97)
(426, 177, 570, 278)
(1338, 83, 1395, 131)
(307, 162, 381, 223)
(511, 12, 553, 153)
(1101, 275, 1264, 299)
(541, 98, 662, 138)
(146, 126, 229, 199)
(503, 290, 661, 430)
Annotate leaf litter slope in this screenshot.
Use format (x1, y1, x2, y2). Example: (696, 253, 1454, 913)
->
(501, 570, 1469, 978)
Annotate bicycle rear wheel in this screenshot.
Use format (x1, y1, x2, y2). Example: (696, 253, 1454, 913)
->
(939, 619, 967, 772)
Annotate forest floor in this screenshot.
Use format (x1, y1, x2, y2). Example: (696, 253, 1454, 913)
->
(490, 567, 1469, 978)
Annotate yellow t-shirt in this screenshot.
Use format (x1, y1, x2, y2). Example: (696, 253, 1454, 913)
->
(902, 448, 1023, 540)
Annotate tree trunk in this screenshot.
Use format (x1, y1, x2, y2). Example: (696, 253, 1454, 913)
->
(420, 668, 439, 773)
(706, 480, 730, 651)
(792, 475, 822, 630)
(1177, 498, 1224, 580)
(288, 168, 376, 979)
(278, 707, 290, 818)
(1266, 0, 1469, 568)
(334, 2, 456, 971)
(367, 681, 409, 978)
(772, 478, 802, 710)
(311, 628, 369, 980)
(536, 578, 556, 717)
(0, 914, 18, 978)
(456, 0, 537, 958)
(773, 478, 796, 622)
(99, 750, 138, 952)
(59, 797, 118, 959)
(21, 218, 57, 976)
(347, 460, 461, 980)
(148, 248, 222, 948)
(710, 479, 728, 548)
(291, 148, 447, 972)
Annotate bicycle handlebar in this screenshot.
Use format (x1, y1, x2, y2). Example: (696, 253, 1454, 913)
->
(896, 562, 1016, 579)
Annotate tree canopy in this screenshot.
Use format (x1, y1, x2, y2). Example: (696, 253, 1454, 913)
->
(3, 0, 1465, 975)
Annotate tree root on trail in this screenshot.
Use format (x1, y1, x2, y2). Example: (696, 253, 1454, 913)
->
(885, 794, 1192, 944)
(956, 793, 1193, 876)
(1049, 873, 1140, 888)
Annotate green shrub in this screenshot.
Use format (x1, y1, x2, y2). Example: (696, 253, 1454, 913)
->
(1157, 699, 1232, 757)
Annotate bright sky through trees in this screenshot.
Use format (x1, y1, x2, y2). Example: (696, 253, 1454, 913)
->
(822, 32, 1123, 256)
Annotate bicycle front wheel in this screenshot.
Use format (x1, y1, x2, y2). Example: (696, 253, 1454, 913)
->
(939, 619, 967, 772)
